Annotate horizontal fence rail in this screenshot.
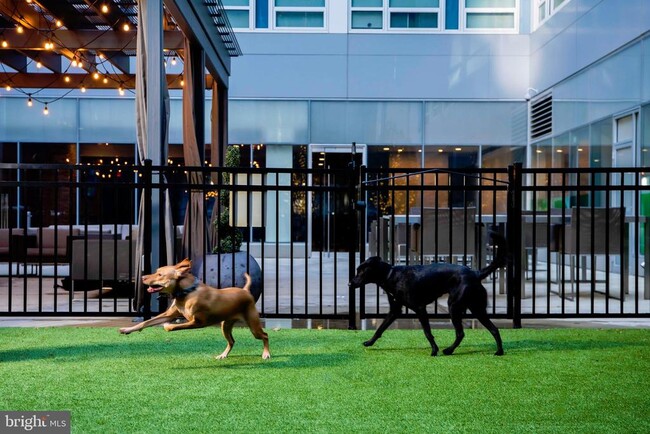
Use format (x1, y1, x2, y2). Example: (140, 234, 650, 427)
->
(1, 162, 649, 327)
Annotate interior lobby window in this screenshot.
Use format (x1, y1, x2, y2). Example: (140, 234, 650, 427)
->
(423, 145, 479, 208)
(0, 143, 18, 227)
(351, 0, 440, 31)
(274, 0, 325, 29)
(223, 0, 253, 29)
(78, 143, 137, 225)
(464, 0, 516, 31)
(20, 143, 76, 227)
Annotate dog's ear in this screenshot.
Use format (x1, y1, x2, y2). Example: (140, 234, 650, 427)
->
(175, 258, 193, 276)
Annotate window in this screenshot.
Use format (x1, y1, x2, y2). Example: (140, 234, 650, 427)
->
(223, 0, 253, 29)
(463, 0, 516, 31)
(274, 0, 326, 29)
(535, 0, 570, 28)
(351, 0, 440, 31)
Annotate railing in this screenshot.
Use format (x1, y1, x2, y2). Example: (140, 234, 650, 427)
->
(1, 162, 649, 327)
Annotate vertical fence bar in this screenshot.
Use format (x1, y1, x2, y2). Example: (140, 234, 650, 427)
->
(142, 159, 153, 319)
(507, 163, 523, 328)
(348, 157, 359, 330)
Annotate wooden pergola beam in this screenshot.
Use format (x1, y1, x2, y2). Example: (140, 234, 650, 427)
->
(0, 28, 184, 52)
(0, 72, 213, 90)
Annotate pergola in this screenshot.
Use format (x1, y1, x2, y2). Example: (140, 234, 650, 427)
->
(0, 0, 240, 160)
(0, 0, 241, 307)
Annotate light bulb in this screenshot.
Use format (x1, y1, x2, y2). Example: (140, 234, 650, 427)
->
(27, 96, 33, 107)
(80, 85, 86, 93)
(123, 23, 130, 31)
(16, 25, 24, 34)
(43, 104, 49, 115)
(1, 39, 7, 48)
(171, 57, 177, 66)
(101, 4, 109, 13)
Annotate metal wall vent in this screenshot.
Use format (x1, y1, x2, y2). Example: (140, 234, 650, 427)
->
(530, 93, 552, 140)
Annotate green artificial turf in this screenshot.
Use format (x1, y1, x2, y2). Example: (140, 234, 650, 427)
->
(0, 326, 649, 433)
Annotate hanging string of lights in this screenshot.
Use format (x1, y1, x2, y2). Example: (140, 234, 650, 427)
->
(0, 0, 184, 115)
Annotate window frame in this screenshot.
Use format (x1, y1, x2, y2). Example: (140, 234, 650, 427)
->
(350, 0, 442, 33)
(461, 0, 519, 34)
(272, 0, 328, 31)
(223, 0, 255, 31)
(534, 0, 570, 29)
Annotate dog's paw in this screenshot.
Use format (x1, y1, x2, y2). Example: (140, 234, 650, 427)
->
(442, 347, 455, 356)
(163, 323, 175, 332)
(215, 353, 229, 360)
(262, 351, 271, 360)
(430, 349, 439, 357)
(363, 340, 375, 347)
(494, 349, 504, 356)
(119, 328, 132, 335)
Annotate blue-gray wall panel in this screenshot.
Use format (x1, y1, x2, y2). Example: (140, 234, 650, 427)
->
(79, 99, 136, 143)
(531, 0, 650, 93)
(0, 98, 77, 142)
(229, 100, 309, 144)
(310, 101, 422, 145)
(424, 101, 527, 145)
(231, 33, 529, 100)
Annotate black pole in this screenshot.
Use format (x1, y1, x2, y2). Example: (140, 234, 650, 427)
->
(142, 159, 153, 319)
(506, 163, 523, 328)
(348, 143, 358, 330)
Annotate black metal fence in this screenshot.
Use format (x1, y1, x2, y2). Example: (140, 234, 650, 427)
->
(1, 161, 649, 327)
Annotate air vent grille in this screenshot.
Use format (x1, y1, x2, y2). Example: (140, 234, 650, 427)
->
(530, 93, 552, 140)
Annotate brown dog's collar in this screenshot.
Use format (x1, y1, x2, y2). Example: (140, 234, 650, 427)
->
(172, 277, 200, 298)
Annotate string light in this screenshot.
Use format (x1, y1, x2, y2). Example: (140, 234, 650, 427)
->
(1, 38, 7, 48)
(16, 25, 24, 34)
(4, 85, 9, 91)
(55, 20, 63, 28)
(122, 23, 130, 31)
(102, 77, 108, 84)
(118, 86, 124, 96)
(36, 60, 42, 68)
(43, 104, 49, 115)
(101, 4, 109, 13)
(80, 85, 86, 93)
(27, 96, 33, 107)
(93, 72, 100, 80)
(171, 57, 177, 66)
(64, 75, 70, 83)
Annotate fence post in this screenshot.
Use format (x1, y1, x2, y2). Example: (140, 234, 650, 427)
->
(347, 148, 359, 330)
(142, 159, 153, 320)
(506, 163, 523, 328)
(357, 165, 367, 326)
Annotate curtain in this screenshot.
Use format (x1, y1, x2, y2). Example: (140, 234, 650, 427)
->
(134, 0, 172, 311)
(181, 38, 208, 269)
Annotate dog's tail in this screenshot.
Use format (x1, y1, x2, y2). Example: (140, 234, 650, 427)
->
(242, 273, 252, 292)
(477, 232, 507, 281)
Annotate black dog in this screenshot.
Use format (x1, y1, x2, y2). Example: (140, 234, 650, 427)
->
(349, 232, 507, 356)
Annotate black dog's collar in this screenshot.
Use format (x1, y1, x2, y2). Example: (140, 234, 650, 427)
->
(172, 277, 200, 298)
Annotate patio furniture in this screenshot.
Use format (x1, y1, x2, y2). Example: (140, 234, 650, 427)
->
(414, 207, 477, 266)
(555, 207, 627, 299)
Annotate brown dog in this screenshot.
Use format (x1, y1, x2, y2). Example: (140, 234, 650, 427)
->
(119, 258, 270, 360)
